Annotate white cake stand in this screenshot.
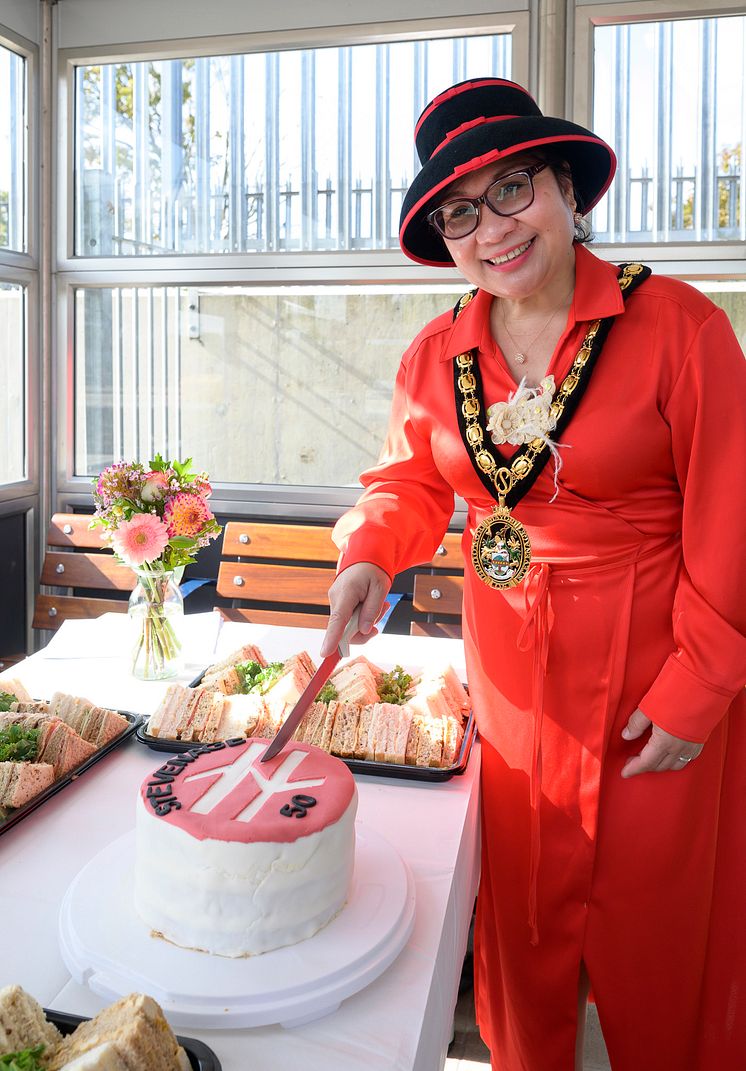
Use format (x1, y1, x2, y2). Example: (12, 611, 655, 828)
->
(59, 824, 415, 1030)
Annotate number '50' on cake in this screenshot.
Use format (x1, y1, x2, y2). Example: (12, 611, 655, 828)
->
(134, 738, 357, 957)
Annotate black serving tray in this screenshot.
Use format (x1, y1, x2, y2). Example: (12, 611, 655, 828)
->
(135, 708, 477, 783)
(0, 710, 142, 837)
(45, 1008, 221, 1071)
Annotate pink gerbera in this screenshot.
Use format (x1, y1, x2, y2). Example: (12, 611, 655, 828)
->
(163, 492, 211, 538)
(111, 513, 170, 567)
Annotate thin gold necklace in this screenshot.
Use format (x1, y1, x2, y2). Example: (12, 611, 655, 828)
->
(500, 291, 572, 365)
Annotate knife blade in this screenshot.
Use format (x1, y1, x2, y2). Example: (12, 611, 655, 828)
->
(259, 607, 360, 762)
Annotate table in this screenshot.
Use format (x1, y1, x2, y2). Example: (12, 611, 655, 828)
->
(0, 616, 481, 1071)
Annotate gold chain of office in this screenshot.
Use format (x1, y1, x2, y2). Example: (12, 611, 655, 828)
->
(454, 262, 648, 588)
(455, 261, 645, 508)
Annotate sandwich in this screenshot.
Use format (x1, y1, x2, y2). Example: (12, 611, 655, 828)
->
(0, 760, 55, 810)
(0, 983, 62, 1056)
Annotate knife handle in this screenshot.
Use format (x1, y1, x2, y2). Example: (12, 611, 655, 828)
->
(337, 606, 361, 659)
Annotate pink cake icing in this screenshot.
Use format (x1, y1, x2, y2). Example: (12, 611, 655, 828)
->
(134, 738, 358, 956)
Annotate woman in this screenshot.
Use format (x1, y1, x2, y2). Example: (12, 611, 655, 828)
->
(319, 78, 746, 1070)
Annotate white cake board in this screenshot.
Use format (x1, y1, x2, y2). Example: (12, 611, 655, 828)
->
(59, 824, 415, 1030)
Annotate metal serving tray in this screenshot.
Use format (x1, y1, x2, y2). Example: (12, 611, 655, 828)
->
(135, 708, 477, 783)
(45, 1009, 221, 1071)
(0, 710, 141, 837)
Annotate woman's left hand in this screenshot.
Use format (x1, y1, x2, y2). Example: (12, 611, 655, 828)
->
(620, 709, 703, 778)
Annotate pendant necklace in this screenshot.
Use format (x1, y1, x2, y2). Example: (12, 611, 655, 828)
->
(500, 291, 571, 365)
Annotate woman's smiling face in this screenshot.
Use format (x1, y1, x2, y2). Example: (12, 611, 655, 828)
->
(440, 155, 577, 304)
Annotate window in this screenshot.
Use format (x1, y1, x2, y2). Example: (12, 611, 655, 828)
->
(65, 23, 515, 501)
(0, 282, 25, 484)
(592, 14, 745, 243)
(0, 40, 26, 253)
(73, 283, 466, 485)
(74, 34, 511, 256)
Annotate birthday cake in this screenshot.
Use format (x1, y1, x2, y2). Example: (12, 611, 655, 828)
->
(134, 738, 357, 957)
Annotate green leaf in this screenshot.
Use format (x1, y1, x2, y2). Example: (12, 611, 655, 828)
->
(377, 665, 414, 705)
(0, 723, 41, 762)
(0, 1044, 47, 1069)
(0, 691, 18, 712)
(316, 682, 338, 704)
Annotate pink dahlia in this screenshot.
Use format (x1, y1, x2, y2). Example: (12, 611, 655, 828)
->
(111, 513, 170, 567)
(163, 492, 211, 538)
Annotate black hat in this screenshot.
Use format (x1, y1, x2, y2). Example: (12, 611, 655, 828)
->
(399, 77, 616, 266)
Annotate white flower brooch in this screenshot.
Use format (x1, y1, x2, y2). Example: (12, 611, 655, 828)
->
(486, 375, 558, 446)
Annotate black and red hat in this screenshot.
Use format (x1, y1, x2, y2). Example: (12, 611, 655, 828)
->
(399, 77, 616, 266)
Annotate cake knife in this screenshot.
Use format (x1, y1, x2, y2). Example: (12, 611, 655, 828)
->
(260, 606, 361, 762)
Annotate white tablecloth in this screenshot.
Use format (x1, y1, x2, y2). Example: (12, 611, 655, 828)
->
(0, 617, 481, 1070)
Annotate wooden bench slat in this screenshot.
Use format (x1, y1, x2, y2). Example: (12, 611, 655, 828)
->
(40, 551, 136, 591)
(221, 522, 339, 562)
(216, 561, 336, 605)
(217, 607, 329, 629)
(47, 513, 106, 549)
(410, 620, 463, 639)
(411, 573, 464, 616)
(33, 594, 128, 630)
(420, 532, 465, 570)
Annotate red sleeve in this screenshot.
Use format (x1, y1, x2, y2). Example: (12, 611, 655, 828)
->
(638, 306, 746, 741)
(333, 357, 455, 581)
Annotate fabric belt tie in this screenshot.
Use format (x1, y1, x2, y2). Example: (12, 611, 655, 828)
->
(516, 561, 552, 946)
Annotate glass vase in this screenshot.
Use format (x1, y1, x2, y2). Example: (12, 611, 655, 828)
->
(128, 566, 184, 680)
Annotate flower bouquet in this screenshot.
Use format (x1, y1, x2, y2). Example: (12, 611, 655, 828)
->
(90, 455, 222, 680)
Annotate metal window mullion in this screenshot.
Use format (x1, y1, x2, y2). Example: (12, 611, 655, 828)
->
(654, 22, 673, 243)
(194, 58, 211, 252)
(300, 51, 315, 251)
(172, 288, 182, 453)
(9, 51, 25, 251)
(266, 53, 279, 252)
(161, 60, 183, 253)
(146, 288, 155, 454)
(375, 46, 389, 249)
(697, 20, 716, 240)
(229, 55, 246, 252)
(611, 26, 630, 241)
(112, 287, 123, 459)
(337, 48, 351, 251)
(133, 63, 149, 252)
(74, 68, 86, 256)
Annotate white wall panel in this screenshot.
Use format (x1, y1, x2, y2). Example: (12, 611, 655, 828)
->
(56, 0, 528, 48)
(0, 0, 40, 45)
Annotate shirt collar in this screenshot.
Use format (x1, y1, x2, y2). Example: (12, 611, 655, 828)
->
(440, 244, 626, 363)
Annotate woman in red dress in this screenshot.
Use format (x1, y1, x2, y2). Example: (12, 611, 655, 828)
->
(320, 78, 746, 1070)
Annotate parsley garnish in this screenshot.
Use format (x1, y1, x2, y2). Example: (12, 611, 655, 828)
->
(316, 682, 338, 704)
(0, 724, 40, 763)
(0, 692, 18, 712)
(234, 660, 285, 694)
(377, 666, 414, 705)
(0, 1046, 47, 1070)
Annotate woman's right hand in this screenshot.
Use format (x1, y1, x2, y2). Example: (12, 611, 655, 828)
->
(319, 562, 391, 657)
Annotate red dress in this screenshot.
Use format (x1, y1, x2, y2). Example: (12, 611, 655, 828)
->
(334, 244, 746, 1070)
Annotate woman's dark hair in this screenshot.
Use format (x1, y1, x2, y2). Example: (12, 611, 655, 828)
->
(529, 146, 595, 244)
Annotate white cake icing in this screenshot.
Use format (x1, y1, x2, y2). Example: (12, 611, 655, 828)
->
(134, 738, 357, 957)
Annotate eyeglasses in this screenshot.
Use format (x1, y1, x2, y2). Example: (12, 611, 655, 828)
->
(427, 163, 548, 240)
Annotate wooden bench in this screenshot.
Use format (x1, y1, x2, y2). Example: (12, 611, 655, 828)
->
(215, 521, 339, 629)
(409, 531, 465, 638)
(33, 513, 133, 631)
(216, 520, 465, 636)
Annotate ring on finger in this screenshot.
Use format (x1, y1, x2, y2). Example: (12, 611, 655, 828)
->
(677, 755, 693, 763)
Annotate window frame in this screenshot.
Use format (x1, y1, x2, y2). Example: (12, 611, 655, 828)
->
(0, 23, 39, 506)
(55, 13, 529, 520)
(572, 0, 746, 274)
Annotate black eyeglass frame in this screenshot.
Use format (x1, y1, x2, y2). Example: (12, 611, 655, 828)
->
(427, 163, 548, 240)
